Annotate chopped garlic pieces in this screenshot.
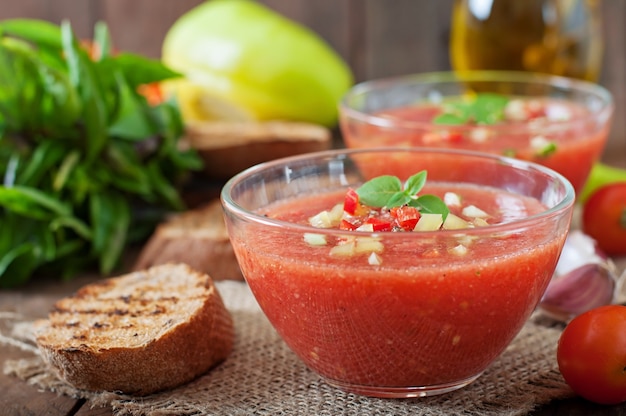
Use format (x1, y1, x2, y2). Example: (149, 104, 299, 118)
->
(308, 203, 343, 228)
(308, 210, 333, 228)
(444, 192, 462, 207)
(368, 252, 382, 265)
(449, 244, 468, 256)
(462, 205, 489, 219)
(304, 233, 327, 246)
(329, 240, 356, 257)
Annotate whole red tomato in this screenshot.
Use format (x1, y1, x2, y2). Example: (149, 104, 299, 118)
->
(557, 305, 626, 405)
(582, 182, 626, 255)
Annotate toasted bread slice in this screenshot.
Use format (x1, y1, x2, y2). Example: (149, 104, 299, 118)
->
(133, 199, 243, 280)
(34, 264, 234, 396)
(185, 120, 332, 179)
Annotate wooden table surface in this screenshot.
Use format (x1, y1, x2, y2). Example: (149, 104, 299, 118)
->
(1, 264, 626, 416)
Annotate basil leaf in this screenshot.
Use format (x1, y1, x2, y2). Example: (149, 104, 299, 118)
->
(0, 242, 39, 287)
(386, 192, 411, 207)
(473, 93, 509, 124)
(113, 53, 181, 88)
(49, 215, 93, 240)
(411, 194, 450, 221)
(0, 186, 70, 219)
(108, 71, 155, 140)
(146, 160, 185, 210)
(53, 150, 80, 191)
(0, 20, 200, 284)
(432, 113, 466, 125)
(404, 171, 427, 195)
(92, 21, 112, 60)
(0, 19, 62, 49)
(434, 93, 509, 125)
(90, 190, 130, 274)
(357, 175, 403, 207)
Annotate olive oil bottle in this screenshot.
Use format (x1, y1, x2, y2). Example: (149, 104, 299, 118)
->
(450, 0, 603, 81)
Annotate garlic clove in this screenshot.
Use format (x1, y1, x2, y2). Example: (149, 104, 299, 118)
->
(538, 229, 623, 322)
(539, 263, 618, 322)
(554, 230, 609, 276)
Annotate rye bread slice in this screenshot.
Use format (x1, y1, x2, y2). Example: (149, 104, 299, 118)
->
(34, 263, 234, 396)
(133, 199, 244, 280)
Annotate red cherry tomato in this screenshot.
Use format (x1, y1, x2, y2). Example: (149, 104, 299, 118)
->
(582, 182, 626, 255)
(557, 305, 626, 405)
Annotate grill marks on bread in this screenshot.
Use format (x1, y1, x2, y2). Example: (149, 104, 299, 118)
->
(34, 264, 235, 395)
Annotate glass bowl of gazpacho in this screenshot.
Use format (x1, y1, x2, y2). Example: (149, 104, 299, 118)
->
(221, 148, 575, 398)
(339, 70, 613, 193)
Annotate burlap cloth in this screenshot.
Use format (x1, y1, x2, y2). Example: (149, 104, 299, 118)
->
(1, 280, 574, 416)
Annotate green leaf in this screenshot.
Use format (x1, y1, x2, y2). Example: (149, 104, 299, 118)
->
(61, 20, 109, 160)
(357, 175, 403, 207)
(0, 19, 196, 285)
(432, 113, 466, 125)
(35, 60, 81, 131)
(53, 150, 80, 191)
(386, 192, 411, 207)
(404, 171, 427, 195)
(49, 215, 93, 240)
(356, 171, 449, 220)
(112, 53, 181, 88)
(0, 19, 63, 50)
(108, 71, 156, 140)
(410, 194, 450, 221)
(89, 190, 130, 274)
(146, 160, 184, 210)
(0, 186, 71, 219)
(92, 21, 112, 60)
(473, 93, 509, 124)
(0, 40, 42, 133)
(0, 242, 40, 288)
(434, 93, 509, 125)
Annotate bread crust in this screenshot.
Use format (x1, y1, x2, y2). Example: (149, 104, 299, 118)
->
(134, 199, 244, 280)
(34, 264, 234, 396)
(184, 120, 332, 179)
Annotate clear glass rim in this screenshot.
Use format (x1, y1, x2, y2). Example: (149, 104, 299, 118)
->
(339, 70, 614, 132)
(221, 147, 575, 238)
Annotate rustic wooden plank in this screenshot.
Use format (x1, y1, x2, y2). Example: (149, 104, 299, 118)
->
(359, 0, 454, 79)
(97, 0, 203, 58)
(0, 283, 88, 416)
(599, 0, 626, 161)
(0, 0, 96, 38)
(260, 0, 353, 75)
(0, 345, 81, 416)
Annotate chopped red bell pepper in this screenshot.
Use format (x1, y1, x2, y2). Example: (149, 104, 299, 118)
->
(339, 219, 358, 231)
(344, 188, 359, 215)
(390, 206, 421, 231)
(365, 217, 392, 232)
(446, 131, 464, 143)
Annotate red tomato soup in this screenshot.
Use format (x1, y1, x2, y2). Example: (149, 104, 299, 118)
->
(229, 184, 567, 391)
(341, 98, 609, 192)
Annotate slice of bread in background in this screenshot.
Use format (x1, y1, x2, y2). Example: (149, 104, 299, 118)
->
(185, 120, 332, 179)
(134, 199, 243, 280)
(34, 263, 234, 396)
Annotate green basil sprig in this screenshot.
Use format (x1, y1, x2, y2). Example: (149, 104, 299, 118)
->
(0, 19, 202, 287)
(433, 93, 509, 125)
(356, 171, 449, 220)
